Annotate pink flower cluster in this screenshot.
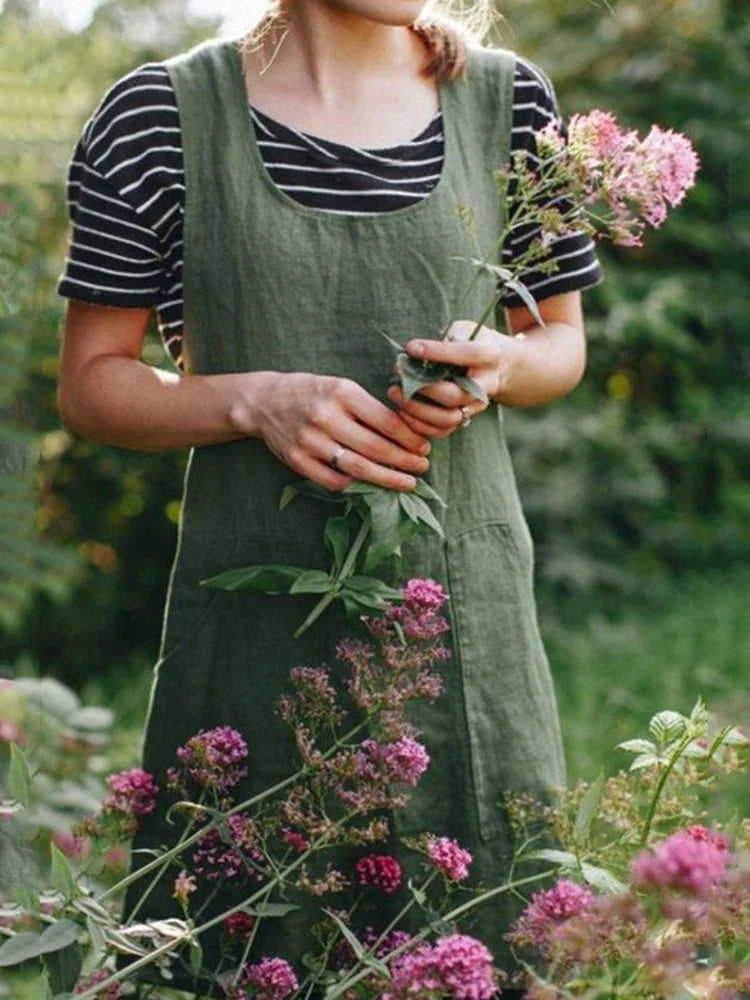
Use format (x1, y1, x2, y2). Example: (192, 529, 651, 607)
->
(388, 579, 451, 642)
(427, 836, 473, 882)
(538, 109, 699, 247)
(328, 737, 429, 815)
(224, 911, 256, 941)
(508, 880, 594, 955)
(242, 957, 298, 1000)
(169, 725, 248, 793)
(355, 853, 403, 894)
(74, 969, 122, 998)
(632, 825, 730, 896)
(193, 813, 266, 883)
(103, 768, 158, 818)
(384, 934, 499, 1000)
(331, 926, 413, 971)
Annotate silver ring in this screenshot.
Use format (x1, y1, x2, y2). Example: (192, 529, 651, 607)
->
(460, 406, 472, 429)
(330, 445, 346, 471)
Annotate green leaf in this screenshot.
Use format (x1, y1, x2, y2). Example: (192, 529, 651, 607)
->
(399, 492, 444, 538)
(526, 848, 578, 869)
(189, 936, 202, 978)
(49, 845, 78, 900)
(289, 570, 335, 595)
(7, 743, 31, 807)
(364, 490, 403, 570)
(413, 478, 447, 508)
(649, 711, 687, 745)
(245, 902, 300, 918)
(323, 909, 365, 961)
(630, 753, 660, 771)
(502, 277, 545, 327)
(280, 480, 346, 510)
(580, 863, 625, 894)
(44, 942, 82, 996)
(617, 739, 656, 756)
(201, 565, 304, 593)
(340, 588, 392, 611)
(324, 515, 351, 575)
(407, 877, 427, 908)
(396, 353, 449, 401)
(0, 933, 44, 968)
(452, 375, 489, 405)
(38, 922, 80, 957)
(573, 772, 605, 845)
(344, 576, 402, 599)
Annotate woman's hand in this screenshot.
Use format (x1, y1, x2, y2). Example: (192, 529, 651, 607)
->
(249, 371, 431, 492)
(388, 292, 587, 437)
(387, 320, 512, 439)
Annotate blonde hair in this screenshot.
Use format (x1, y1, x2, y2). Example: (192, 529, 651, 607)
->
(242, 1, 498, 82)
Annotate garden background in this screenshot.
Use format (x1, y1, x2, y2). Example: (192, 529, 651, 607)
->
(1, 0, 749, 790)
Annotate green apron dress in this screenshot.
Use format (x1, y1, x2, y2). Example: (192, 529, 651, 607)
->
(127, 38, 566, 993)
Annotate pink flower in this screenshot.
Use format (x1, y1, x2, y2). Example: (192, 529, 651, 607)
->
(384, 934, 499, 1000)
(331, 927, 413, 970)
(244, 956, 298, 1000)
(53, 831, 90, 860)
(508, 880, 594, 954)
(355, 854, 402, 894)
(103, 768, 158, 818)
(281, 827, 311, 852)
(0, 719, 24, 744)
(427, 836, 473, 882)
(402, 578, 449, 611)
(74, 968, 122, 998)
(224, 911, 256, 940)
(379, 737, 430, 785)
(172, 869, 197, 906)
(173, 725, 248, 792)
(193, 813, 266, 883)
(632, 826, 729, 895)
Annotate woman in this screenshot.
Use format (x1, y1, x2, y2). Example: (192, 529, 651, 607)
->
(58, 0, 601, 993)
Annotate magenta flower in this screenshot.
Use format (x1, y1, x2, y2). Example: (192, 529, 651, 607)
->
(508, 880, 594, 955)
(379, 737, 430, 785)
(355, 853, 403, 894)
(103, 768, 158, 818)
(74, 968, 122, 998)
(224, 911, 256, 940)
(427, 836, 473, 882)
(172, 725, 248, 792)
(280, 827, 311, 852)
(244, 956, 298, 1000)
(402, 578, 449, 611)
(384, 933, 499, 1000)
(53, 831, 90, 860)
(193, 813, 266, 883)
(632, 825, 730, 896)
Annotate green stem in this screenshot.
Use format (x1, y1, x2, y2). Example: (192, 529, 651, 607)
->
(639, 732, 693, 848)
(292, 514, 370, 638)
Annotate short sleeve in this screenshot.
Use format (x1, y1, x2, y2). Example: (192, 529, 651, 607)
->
(57, 64, 185, 320)
(500, 57, 603, 307)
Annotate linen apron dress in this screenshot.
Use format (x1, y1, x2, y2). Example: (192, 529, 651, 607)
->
(127, 38, 566, 993)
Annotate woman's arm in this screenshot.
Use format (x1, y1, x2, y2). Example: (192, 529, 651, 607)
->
(58, 300, 430, 491)
(387, 291, 586, 436)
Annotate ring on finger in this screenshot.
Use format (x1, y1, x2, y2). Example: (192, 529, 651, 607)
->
(329, 445, 347, 471)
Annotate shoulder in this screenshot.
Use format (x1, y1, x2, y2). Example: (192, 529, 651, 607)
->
(80, 63, 181, 173)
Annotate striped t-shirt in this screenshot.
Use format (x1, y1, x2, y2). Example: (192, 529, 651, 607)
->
(58, 56, 602, 370)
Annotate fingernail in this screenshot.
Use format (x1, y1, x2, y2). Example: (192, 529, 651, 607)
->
(417, 457, 429, 472)
(420, 442, 431, 455)
(408, 341, 425, 357)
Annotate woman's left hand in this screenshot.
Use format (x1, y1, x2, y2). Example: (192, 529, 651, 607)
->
(387, 320, 515, 439)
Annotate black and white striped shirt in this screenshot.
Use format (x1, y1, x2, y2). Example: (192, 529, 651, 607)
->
(58, 56, 602, 370)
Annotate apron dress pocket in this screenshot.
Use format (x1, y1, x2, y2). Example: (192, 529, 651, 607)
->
(445, 521, 563, 842)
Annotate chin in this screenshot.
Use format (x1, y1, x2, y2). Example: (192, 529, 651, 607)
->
(326, 0, 430, 26)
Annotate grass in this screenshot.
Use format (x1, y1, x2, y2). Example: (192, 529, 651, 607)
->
(541, 567, 750, 792)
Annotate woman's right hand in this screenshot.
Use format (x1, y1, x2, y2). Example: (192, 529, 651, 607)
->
(244, 371, 431, 492)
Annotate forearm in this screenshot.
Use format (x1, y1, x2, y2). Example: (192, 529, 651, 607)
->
(58, 354, 267, 451)
(492, 320, 586, 408)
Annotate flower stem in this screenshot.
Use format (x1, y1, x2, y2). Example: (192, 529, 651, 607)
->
(639, 732, 693, 848)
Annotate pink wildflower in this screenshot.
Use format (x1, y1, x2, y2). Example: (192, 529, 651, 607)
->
(355, 854, 402, 894)
(53, 831, 90, 860)
(632, 826, 729, 895)
(103, 768, 158, 818)
(224, 911, 256, 940)
(427, 836, 473, 882)
(172, 869, 197, 906)
(173, 725, 248, 792)
(244, 956, 298, 1000)
(508, 880, 594, 954)
(281, 827, 311, 852)
(331, 927, 412, 970)
(193, 813, 266, 883)
(379, 737, 430, 785)
(385, 933, 499, 1000)
(74, 969, 122, 998)
(402, 578, 448, 611)
(0, 719, 24, 744)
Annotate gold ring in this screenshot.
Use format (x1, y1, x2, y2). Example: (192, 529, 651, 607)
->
(460, 406, 472, 429)
(330, 445, 346, 470)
